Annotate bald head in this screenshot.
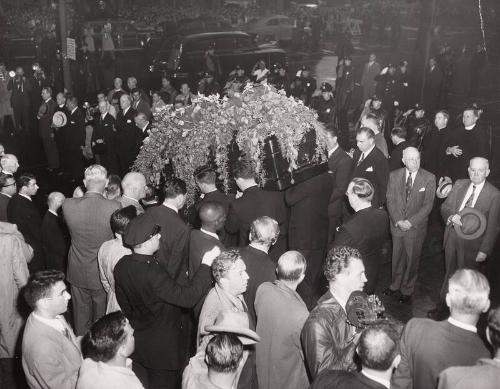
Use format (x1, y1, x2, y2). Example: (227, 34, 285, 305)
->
(199, 202, 226, 232)
(121, 172, 146, 200)
(357, 324, 400, 371)
(47, 192, 66, 211)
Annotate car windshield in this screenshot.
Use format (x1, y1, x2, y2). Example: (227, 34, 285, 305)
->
(157, 37, 181, 70)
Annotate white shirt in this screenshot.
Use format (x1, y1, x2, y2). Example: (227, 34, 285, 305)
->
(249, 242, 269, 254)
(163, 203, 178, 213)
(465, 124, 476, 130)
(405, 169, 418, 185)
(123, 106, 130, 116)
(142, 122, 150, 133)
(361, 370, 390, 389)
(71, 107, 77, 115)
(200, 228, 219, 240)
(48, 209, 58, 217)
(328, 144, 339, 158)
(448, 316, 477, 333)
(32, 312, 66, 334)
(358, 144, 376, 163)
(19, 193, 32, 201)
(459, 181, 485, 211)
(101, 112, 108, 120)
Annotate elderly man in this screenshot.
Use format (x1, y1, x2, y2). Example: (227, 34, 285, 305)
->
(240, 217, 279, 324)
(63, 165, 120, 335)
(385, 147, 435, 303)
(313, 323, 401, 389)
(439, 306, 500, 389)
(352, 127, 389, 208)
(121, 172, 147, 214)
(42, 192, 68, 272)
(22, 270, 83, 389)
(115, 94, 139, 176)
(301, 246, 367, 379)
(0, 173, 16, 221)
(255, 251, 309, 389)
(392, 269, 491, 389)
(1, 153, 19, 176)
(92, 99, 118, 173)
(334, 178, 389, 294)
(98, 206, 136, 314)
(134, 112, 151, 140)
(97, 91, 117, 118)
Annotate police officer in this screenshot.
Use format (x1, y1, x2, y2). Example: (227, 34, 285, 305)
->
(396, 60, 411, 110)
(269, 64, 290, 95)
(311, 82, 335, 126)
(198, 71, 221, 97)
(375, 63, 398, 111)
(336, 56, 354, 149)
(299, 65, 317, 106)
(405, 103, 431, 150)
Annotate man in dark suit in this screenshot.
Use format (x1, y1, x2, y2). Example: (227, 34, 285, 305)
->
(115, 94, 140, 176)
(65, 95, 86, 183)
(0, 173, 16, 221)
(320, 126, 353, 245)
(285, 172, 332, 309)
(423, 57, 443, 113)
(392, 269, 491, 389)
(131, 88, 152, 122)
(7, 66, 32, 133)
(62, 165, 120, 335)
(146, 178, 190, 283)
(42, 192, 69, 272)
(389, 127, 409, 171)
(312, 323, 401, 389)
(134, 112, 152, 141)
(333, 178, 389, 294)
(38, 86, 59, 171)
(385, 147, 435, 303)
(336, 56, 355, 149)
(352, 127, 390, 208)
(225, 159, 288, 262)
(439, 157, 500, 300)
(92, 100, 118, 174)
(422, 110, 450, 179)
(240, 217, 278, 325)
(7, 173, 45, 273)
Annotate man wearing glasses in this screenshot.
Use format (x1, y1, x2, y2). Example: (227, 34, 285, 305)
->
(0, 172, 16, 221)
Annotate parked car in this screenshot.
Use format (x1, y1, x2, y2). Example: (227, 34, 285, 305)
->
(149, 31, 287, 88)
(244, 15, 296, 42)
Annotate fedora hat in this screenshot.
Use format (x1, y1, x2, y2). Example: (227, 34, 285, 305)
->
(454, 207, 487, 240)
(205, 311, 260, 345)
(52, 111, 67, 128)
(436, 176, 453, 199)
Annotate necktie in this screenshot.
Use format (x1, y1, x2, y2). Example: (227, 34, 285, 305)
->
(464, 185, 477, 208)
(357, 153, 365, 166)
(406, 173, 412, 202)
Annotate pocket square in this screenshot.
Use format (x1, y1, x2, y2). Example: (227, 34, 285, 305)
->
(419, 187, 425, 192)
(365, 166, 374, 172)
(70, 121, 75, 124)
(127, 119, 132, 123)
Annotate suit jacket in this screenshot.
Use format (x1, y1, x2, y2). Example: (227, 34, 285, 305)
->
(285, 172, 333, 250)
(120, 196, 144, 214)
(146, 204, 190, 282)
(441, 179, 500, 256)
(91, 112, 116, 154)
(115, 107, 141, 172)
(438, 358, 500, 389)
(38, 98, 57, 138)
(7, 194, 45, 272)
(389, 141, 408, 171)
(41, 211, 69, 272)
(63, 192, 120, 289)
(225, 186, 288, 261)
(189, 229, 224, 278)
(352, 147, 389, 207)
(328, 147, 353, 218)
(66, 107, 86, 150)
(0, 192, 11, 221)
(133, 99, 152, 121)
(22, 313, 82, 389)
(240, 245, 277, 325)
(312, 370, 387, 389)
(386, 168, 436, 236)
(361, 61, 382, 101)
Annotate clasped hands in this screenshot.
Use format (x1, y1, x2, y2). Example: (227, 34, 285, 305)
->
(395, 220, 412, 231)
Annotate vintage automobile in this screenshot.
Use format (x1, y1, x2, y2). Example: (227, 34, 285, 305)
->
(148, 31, 287, 87)
(244, 15, 296, 42)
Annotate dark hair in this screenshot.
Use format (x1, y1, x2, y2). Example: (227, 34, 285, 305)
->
(194, 165, 216, 185)
(488, 307, 500, 351)
(107, 174, 122, 194)
(42, 86, 52, 96)
(323, 124, 339, 138)
(81, 311, 129, 362)
(16, 173, 36, 192)
(205, 333, 243, 373)
(143, 184, 158, 202)
(324, 246, 362, 282)
(233, 159, 256, 180)
(66, 94, 78, 106)
(163, 178, 187, 199)
(159, 91, 171, 104)
(356, 126, 375, 139)
(391, 127, 407, 140)
(349, 177, 374, 202)
(24, 270, 65, 309)
(110, 206, 137, 235)
(0, 172, 14, 189)
(130, 88, 139, 95)
(358, 323, 400, 370)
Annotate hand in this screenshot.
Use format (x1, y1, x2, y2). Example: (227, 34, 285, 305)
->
(446, 145, 463, 157)
(450, 214, 462, 226)
(475, 251, 487, 262)
(201, 246, 222, 266)
(381, 67, 388, 75)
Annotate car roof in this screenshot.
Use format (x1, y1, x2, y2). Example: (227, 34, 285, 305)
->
(183, 31, 251, 40)
(256, 15, 290, 22)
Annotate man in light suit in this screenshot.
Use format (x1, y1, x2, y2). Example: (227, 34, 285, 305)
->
(385, 147, 435, 303)
(439, 157, 500, 300)
(352, 127, 389, 208)
(360, 53, 382, 104)
(63, 165, 120, 335)
(22, 270, 82, 389)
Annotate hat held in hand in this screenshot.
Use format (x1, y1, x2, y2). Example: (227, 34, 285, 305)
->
(454, 207, 487, 240)
(346, 291, 387, 329)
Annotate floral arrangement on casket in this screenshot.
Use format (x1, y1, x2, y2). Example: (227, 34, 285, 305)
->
(133, 83, 328, 204)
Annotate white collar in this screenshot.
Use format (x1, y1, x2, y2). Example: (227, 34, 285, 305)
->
(0, 192, 12, 198)
(71, 107, 77, 115)
(32, 312, 66, 333)
(1, 170, 13, 175)
(448, 317, 477, 333)
(101, 112, 108, 119)
(406, 169, 418, 180)
(470, 180, 485, 192)
(48, 209, 58, 217)
(142, 122, 150, 132)
(19, 193, 32, 201)
(361, 144, 376, 158)
(465, 124, 476, 130)
(44, 97, 52, 103)
(328, 144, 339, 158)
(249, 242, 269, 254)
(122, 194, 140, 204)
(200, 228, 219, 240)
(123, 106, 130, 115)
(361, 370, 390, 389)
(58, 104, 65, 108)
(163, 202, 178, 213)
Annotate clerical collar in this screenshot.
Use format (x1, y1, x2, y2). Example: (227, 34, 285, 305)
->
(448, 317, 477, 333)
(200, 228, 219, 240)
